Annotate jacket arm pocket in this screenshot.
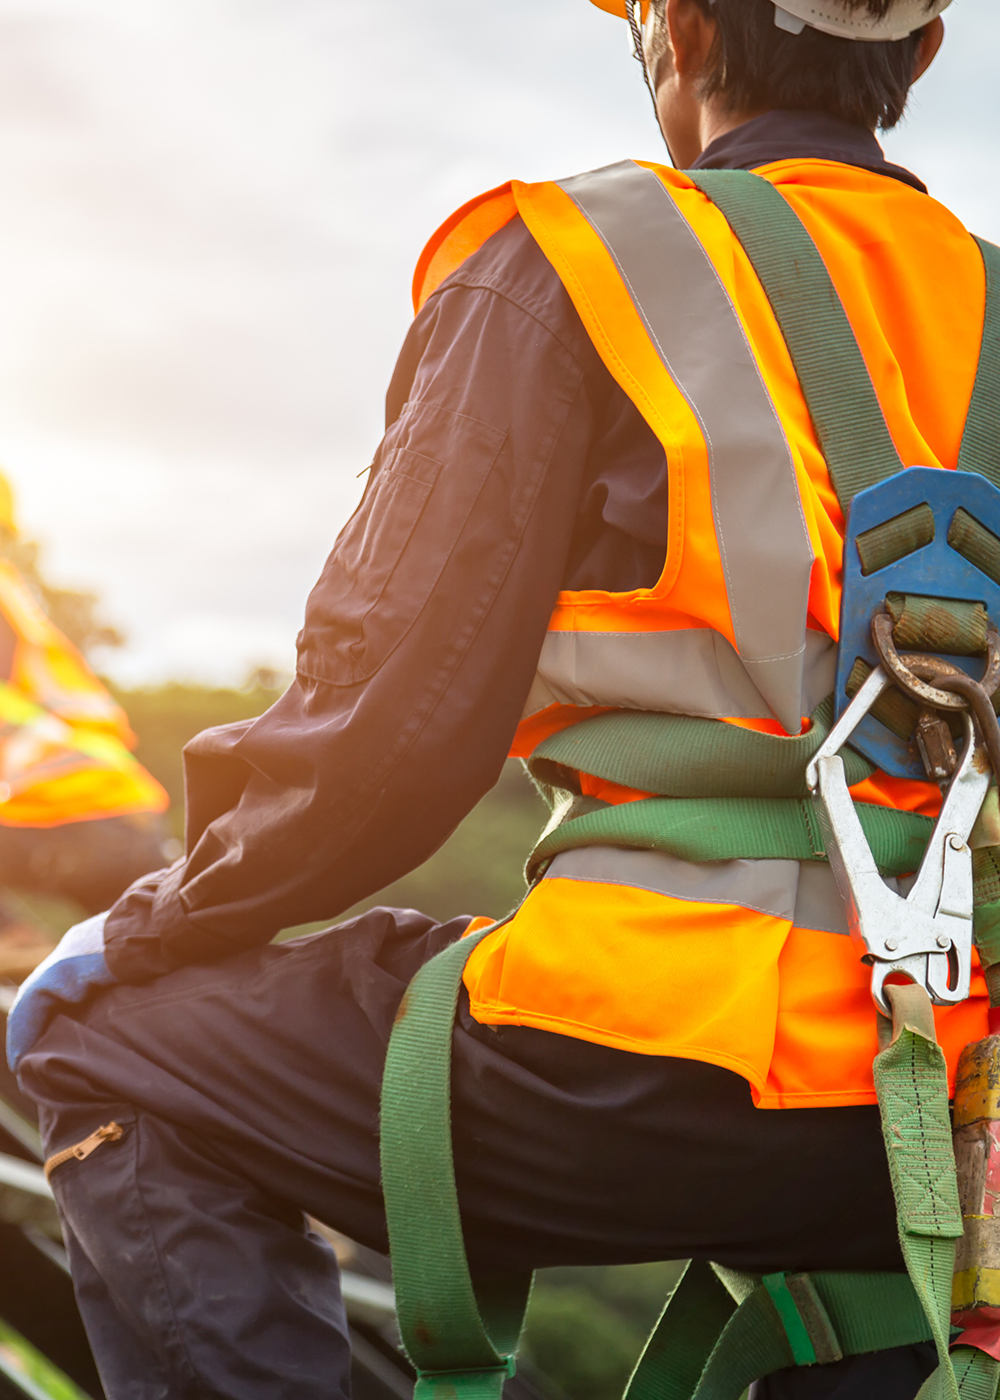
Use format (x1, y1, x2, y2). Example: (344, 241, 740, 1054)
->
(297, 399, 506, 686)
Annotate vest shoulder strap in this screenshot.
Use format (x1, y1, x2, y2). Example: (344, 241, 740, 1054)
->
(412, 184, 518, 314)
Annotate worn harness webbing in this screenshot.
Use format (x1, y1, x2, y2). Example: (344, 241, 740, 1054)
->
(959, 236, 1000, 488)
(526, 695, 932, 884)
(380, 921, 530, 1400)
(527, 787, 932, 883)
(530, 695, 875, 799)
(380, 173, 1000, 1399)
(626, 1258, 940, 1400)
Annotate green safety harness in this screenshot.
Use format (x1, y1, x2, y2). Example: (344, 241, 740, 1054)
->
(379, 171, 1000, 1400)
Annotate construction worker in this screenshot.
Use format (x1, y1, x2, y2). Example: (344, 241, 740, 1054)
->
(0, 475, 168, 977)
(5, 1, 986, 1396)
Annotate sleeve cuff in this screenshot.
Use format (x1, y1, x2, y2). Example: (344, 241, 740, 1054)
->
(103, 863, 237, 984)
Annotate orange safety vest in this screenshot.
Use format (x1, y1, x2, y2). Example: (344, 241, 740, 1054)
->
(415, 156, 993, 1110)
(0, 561, 167, 828)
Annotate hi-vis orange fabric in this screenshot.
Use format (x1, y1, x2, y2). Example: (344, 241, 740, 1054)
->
(0, 561, 166, 827)
(417, 157, 991, 1108)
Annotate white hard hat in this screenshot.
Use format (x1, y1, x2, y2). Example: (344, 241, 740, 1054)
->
(771, 0, 951, 41)
(590, 0, 952, 42)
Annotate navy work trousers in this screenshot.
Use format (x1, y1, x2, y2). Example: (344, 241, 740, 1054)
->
(17, 907, 935, 1400)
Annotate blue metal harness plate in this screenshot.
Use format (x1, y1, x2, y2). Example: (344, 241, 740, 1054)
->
(836, 466, 1000, 780)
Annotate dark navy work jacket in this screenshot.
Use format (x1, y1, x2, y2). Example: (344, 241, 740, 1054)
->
(103, 112, 925, 981)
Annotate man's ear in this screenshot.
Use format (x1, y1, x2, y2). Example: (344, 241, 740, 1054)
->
(663, 0, 718, 82)
(913, 15, 944, 83)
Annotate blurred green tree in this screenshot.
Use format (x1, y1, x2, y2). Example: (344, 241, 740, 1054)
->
(524, 1263, 687, 1400)
(524, 1286, 644, 1400)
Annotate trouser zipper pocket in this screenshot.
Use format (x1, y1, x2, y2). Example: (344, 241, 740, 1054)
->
(45, 1122, 124, 1180)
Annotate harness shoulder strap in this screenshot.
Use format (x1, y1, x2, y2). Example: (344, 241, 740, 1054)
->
(958, 236, 1000, 487)
(688, 174, 1000, 510)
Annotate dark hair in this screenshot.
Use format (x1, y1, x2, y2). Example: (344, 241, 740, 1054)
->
(661, 0, 934, 130)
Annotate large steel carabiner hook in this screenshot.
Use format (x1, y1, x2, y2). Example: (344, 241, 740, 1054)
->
(806, 667, 991, 1017)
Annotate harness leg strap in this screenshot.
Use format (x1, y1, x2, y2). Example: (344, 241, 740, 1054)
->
(874, 984, 1000, 1399)
(380, 919, 533, 1400)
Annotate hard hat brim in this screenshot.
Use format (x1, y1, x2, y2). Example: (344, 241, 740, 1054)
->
(775, 0, 951, 41)
(587, 0, 951, 40)
(588, 0, 649, 17)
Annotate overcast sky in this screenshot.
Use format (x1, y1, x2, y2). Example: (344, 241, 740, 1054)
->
(0, 0, 994, 685)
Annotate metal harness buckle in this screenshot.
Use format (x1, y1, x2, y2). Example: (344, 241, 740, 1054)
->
(806, 663, 991, 1017)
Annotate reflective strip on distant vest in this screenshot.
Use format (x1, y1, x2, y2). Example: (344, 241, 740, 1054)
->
(0, 679, 166, 828)
(0, 561, 135, 742)
(416, 156, 992, 1107)
(0, 565, 167, 827)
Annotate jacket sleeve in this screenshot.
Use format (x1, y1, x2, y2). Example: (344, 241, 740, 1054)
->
(103, 223, 615, 982)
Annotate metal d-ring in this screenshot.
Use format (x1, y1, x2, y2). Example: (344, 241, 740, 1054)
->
(871, 611, 1000, 781)
(871, 612, 1000, 710)
(932, 669, 1000, 783)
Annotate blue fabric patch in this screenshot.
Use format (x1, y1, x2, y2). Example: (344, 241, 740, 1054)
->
(7, 952, 114, 1073)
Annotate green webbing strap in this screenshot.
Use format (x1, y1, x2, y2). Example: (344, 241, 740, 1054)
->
(761, 1273, 839, 1366)
(869, 986, 1000, 1400)
(530, 696, 874, 801)
(624, 1263, 933, 1400)
(949, 510, 1000, 590)
(973, 892, 1000, 1004)
(527, 792, 933, 883)
(613, 996, 1000, 1400)
(957, 238, 1000, 488)
(624, 1262, 737, 1400)
(872, 987, 964, 1399)
(380, 920, 533, 1400)
(687, 169, 904, 511)
(688, 174, 1000, 513)
(857, 503, 936, 575)
(886, 595, 989, 657)
(942, 1350, 1000, 1400)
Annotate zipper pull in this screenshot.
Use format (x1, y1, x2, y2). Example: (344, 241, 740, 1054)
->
(73, 1122, 123, 1162)
(45, 1122, 124, 1179)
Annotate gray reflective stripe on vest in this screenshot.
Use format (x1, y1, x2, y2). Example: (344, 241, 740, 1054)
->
(522, 628, 836, 723)
(556, 162, 815, 735)
(543, 846, 849, 936)
(793, 863, 848, 936)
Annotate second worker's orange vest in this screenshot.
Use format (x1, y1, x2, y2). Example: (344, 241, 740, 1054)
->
(0, 561, 167, 828)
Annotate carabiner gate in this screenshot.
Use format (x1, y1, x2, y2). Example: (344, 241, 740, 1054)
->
(806, 666, 990, 1017)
